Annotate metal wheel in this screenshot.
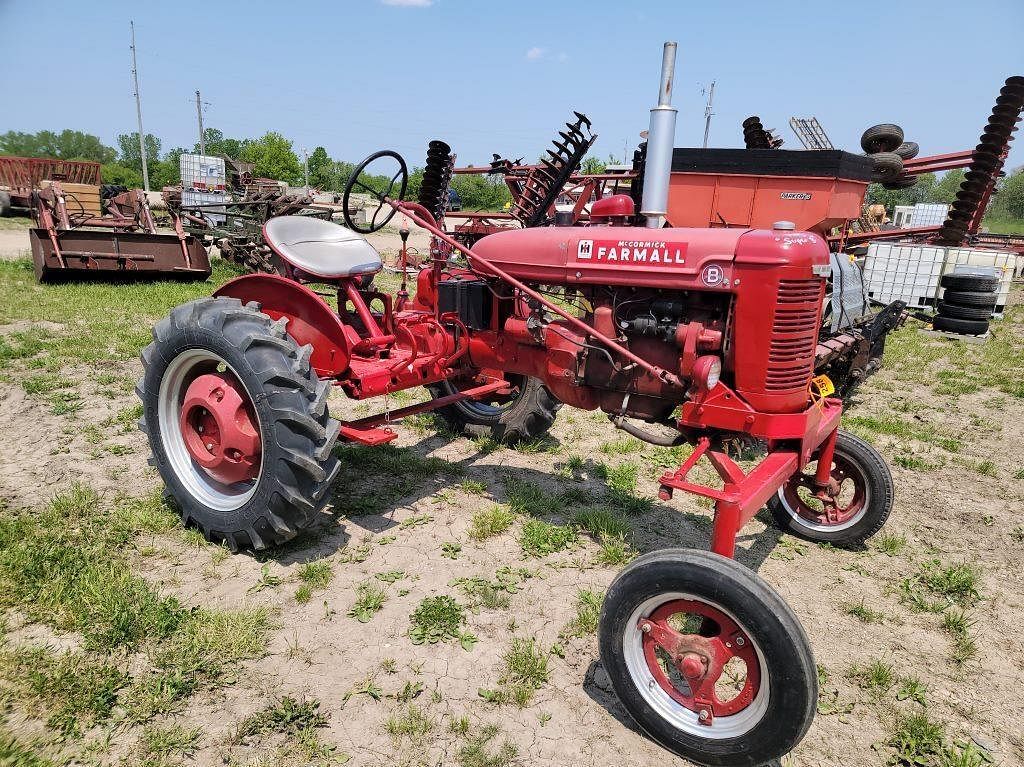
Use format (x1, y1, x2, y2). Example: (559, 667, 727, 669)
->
(623, 593, 769, 740)
(769, 430, 893, 546)
(158, 349, 262, 512)
(599, 549, 817, 766)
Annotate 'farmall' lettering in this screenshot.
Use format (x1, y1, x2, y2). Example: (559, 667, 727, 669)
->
(576, 239, 688, 265)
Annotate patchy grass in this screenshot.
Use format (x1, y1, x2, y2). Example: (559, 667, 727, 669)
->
(298, 560, 333, 590)
(139, 723, 202, 764)
(348, 581, 388, 623)
(332, 444, 463, 515)
(520, 518, 578, 557)
(843, 599, 885, 624)
(847, 658, 895, 697)
(0, 485, 271, 746)
(457, 724, 518, 767)
(385, 703, 434, 741)
(0, 259, 242, 370)
(562, 589, 604, 639)
(0, 647, 126, 736)
(501, 474, 560, 517)
(452, 567, 531, 611)
(469, 504, 516, 541)
(900, 560, 981, 612)
(408, 596, 474, 649)
(479, 637, 550, 708)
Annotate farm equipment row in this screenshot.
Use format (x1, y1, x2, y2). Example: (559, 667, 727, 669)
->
(138, 44, 896, 767)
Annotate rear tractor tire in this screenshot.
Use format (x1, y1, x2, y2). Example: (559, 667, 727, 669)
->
(138, 297, 341, 551)
(426, 374, 560, 444)
(769, 431, 893, 547)
(599, 549, 817, 766)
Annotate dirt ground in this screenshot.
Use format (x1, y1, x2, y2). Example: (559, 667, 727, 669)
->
(0, 219, 1022, 767)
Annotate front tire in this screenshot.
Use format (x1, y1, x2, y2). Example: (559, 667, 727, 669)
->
(138, 297, 341, 551)
(769, 431, 893, 547)
(598, 549, 817, 767)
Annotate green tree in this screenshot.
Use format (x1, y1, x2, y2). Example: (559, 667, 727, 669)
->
(196, 128, 242, 160)
(990, 167, 1024, 219)
(926, 169, 966, 205)
(0, 130, 112, 163)
(150, 147, 186, 189)
(864, 172, 936, 210)
(0, 129, 116, 163)
(307, 146, 331, 189)
(581, 156, 607, 175)
(99, 163, 143, 188)
(116, 132, 162, 183)
(239, 132, 302, 184)
(450, 174, 511, 211)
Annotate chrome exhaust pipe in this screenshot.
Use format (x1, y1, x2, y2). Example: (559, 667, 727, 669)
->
(641, 42, 678, 229)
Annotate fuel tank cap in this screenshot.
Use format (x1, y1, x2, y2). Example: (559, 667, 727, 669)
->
(772, 220, 796, 230)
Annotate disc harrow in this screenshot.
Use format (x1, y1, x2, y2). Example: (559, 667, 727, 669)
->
(936, 76, 1024, 243)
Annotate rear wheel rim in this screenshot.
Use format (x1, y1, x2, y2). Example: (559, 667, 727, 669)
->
(444, 374, 527, 419)
(158, 349, 263, 511)
(622, 592, 770, 739)
(777, 449, 869, 532)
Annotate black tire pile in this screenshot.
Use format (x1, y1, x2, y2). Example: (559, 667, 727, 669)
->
(742, 116, 773, 149)
(860, 124, 919, 188)
(933, 273, 999, 336)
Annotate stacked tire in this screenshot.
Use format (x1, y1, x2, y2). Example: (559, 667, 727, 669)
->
(934, 273, 999, 336)
(861, 123, 919, 188)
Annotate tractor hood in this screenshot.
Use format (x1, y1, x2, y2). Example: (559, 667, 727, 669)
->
(471, 225, 827, 291)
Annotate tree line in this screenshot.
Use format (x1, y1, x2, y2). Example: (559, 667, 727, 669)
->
(0, 128, 514, 211)
(866, 167, 1023, 220)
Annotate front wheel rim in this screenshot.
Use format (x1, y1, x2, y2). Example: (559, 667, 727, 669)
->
(158, 349, 263, 512)
(778, 450, 870, 533)
(622, 592, 770, 739)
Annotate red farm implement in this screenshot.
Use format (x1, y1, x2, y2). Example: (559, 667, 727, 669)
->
(0, 155, 100, 214)
(137, 44, 895, 766)
(29, 180, 210, 282)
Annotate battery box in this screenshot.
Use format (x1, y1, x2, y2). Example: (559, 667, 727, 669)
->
(437, 278, 492, 330)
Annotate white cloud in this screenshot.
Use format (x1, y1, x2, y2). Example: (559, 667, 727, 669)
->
(526, 47, 545, 61)
(380, 0, 433, 6)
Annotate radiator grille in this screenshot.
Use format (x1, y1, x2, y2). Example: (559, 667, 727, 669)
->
(766, 279, 823, 392)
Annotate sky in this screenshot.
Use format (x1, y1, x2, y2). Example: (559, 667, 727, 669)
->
(2, 0, 1023, 170)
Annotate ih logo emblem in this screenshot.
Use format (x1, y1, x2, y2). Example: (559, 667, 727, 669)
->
(577, 240, 594, 259)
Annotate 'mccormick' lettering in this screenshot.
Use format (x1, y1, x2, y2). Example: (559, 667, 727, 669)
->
(576, 239, 688, 266)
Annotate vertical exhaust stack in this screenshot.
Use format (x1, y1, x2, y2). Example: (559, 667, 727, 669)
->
(641, 42, 678, 229)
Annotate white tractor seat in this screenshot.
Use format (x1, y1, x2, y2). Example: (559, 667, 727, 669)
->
(263, 215, 382, 279)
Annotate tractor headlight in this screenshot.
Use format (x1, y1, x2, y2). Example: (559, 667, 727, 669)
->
(693, 355, 722, 392)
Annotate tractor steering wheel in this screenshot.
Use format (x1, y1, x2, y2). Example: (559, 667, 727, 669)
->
(342, 150, 409, 234)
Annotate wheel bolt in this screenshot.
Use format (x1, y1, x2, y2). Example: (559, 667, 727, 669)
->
(699, 709, 709, 721)
(735, 636, 746, 647)
(640, 622, 651, 633)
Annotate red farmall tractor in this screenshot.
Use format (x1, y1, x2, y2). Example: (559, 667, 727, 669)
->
(138, 44, 894, 766)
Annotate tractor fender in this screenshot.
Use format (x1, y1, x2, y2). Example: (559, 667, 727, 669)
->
(214, 273, 353, 377)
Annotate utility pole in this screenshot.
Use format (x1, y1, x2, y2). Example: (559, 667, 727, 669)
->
(302, 147, 309, 193)
(130, 21, 150, 192)
(195, 90, 206, 156)
(702, 80, 716, 149)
